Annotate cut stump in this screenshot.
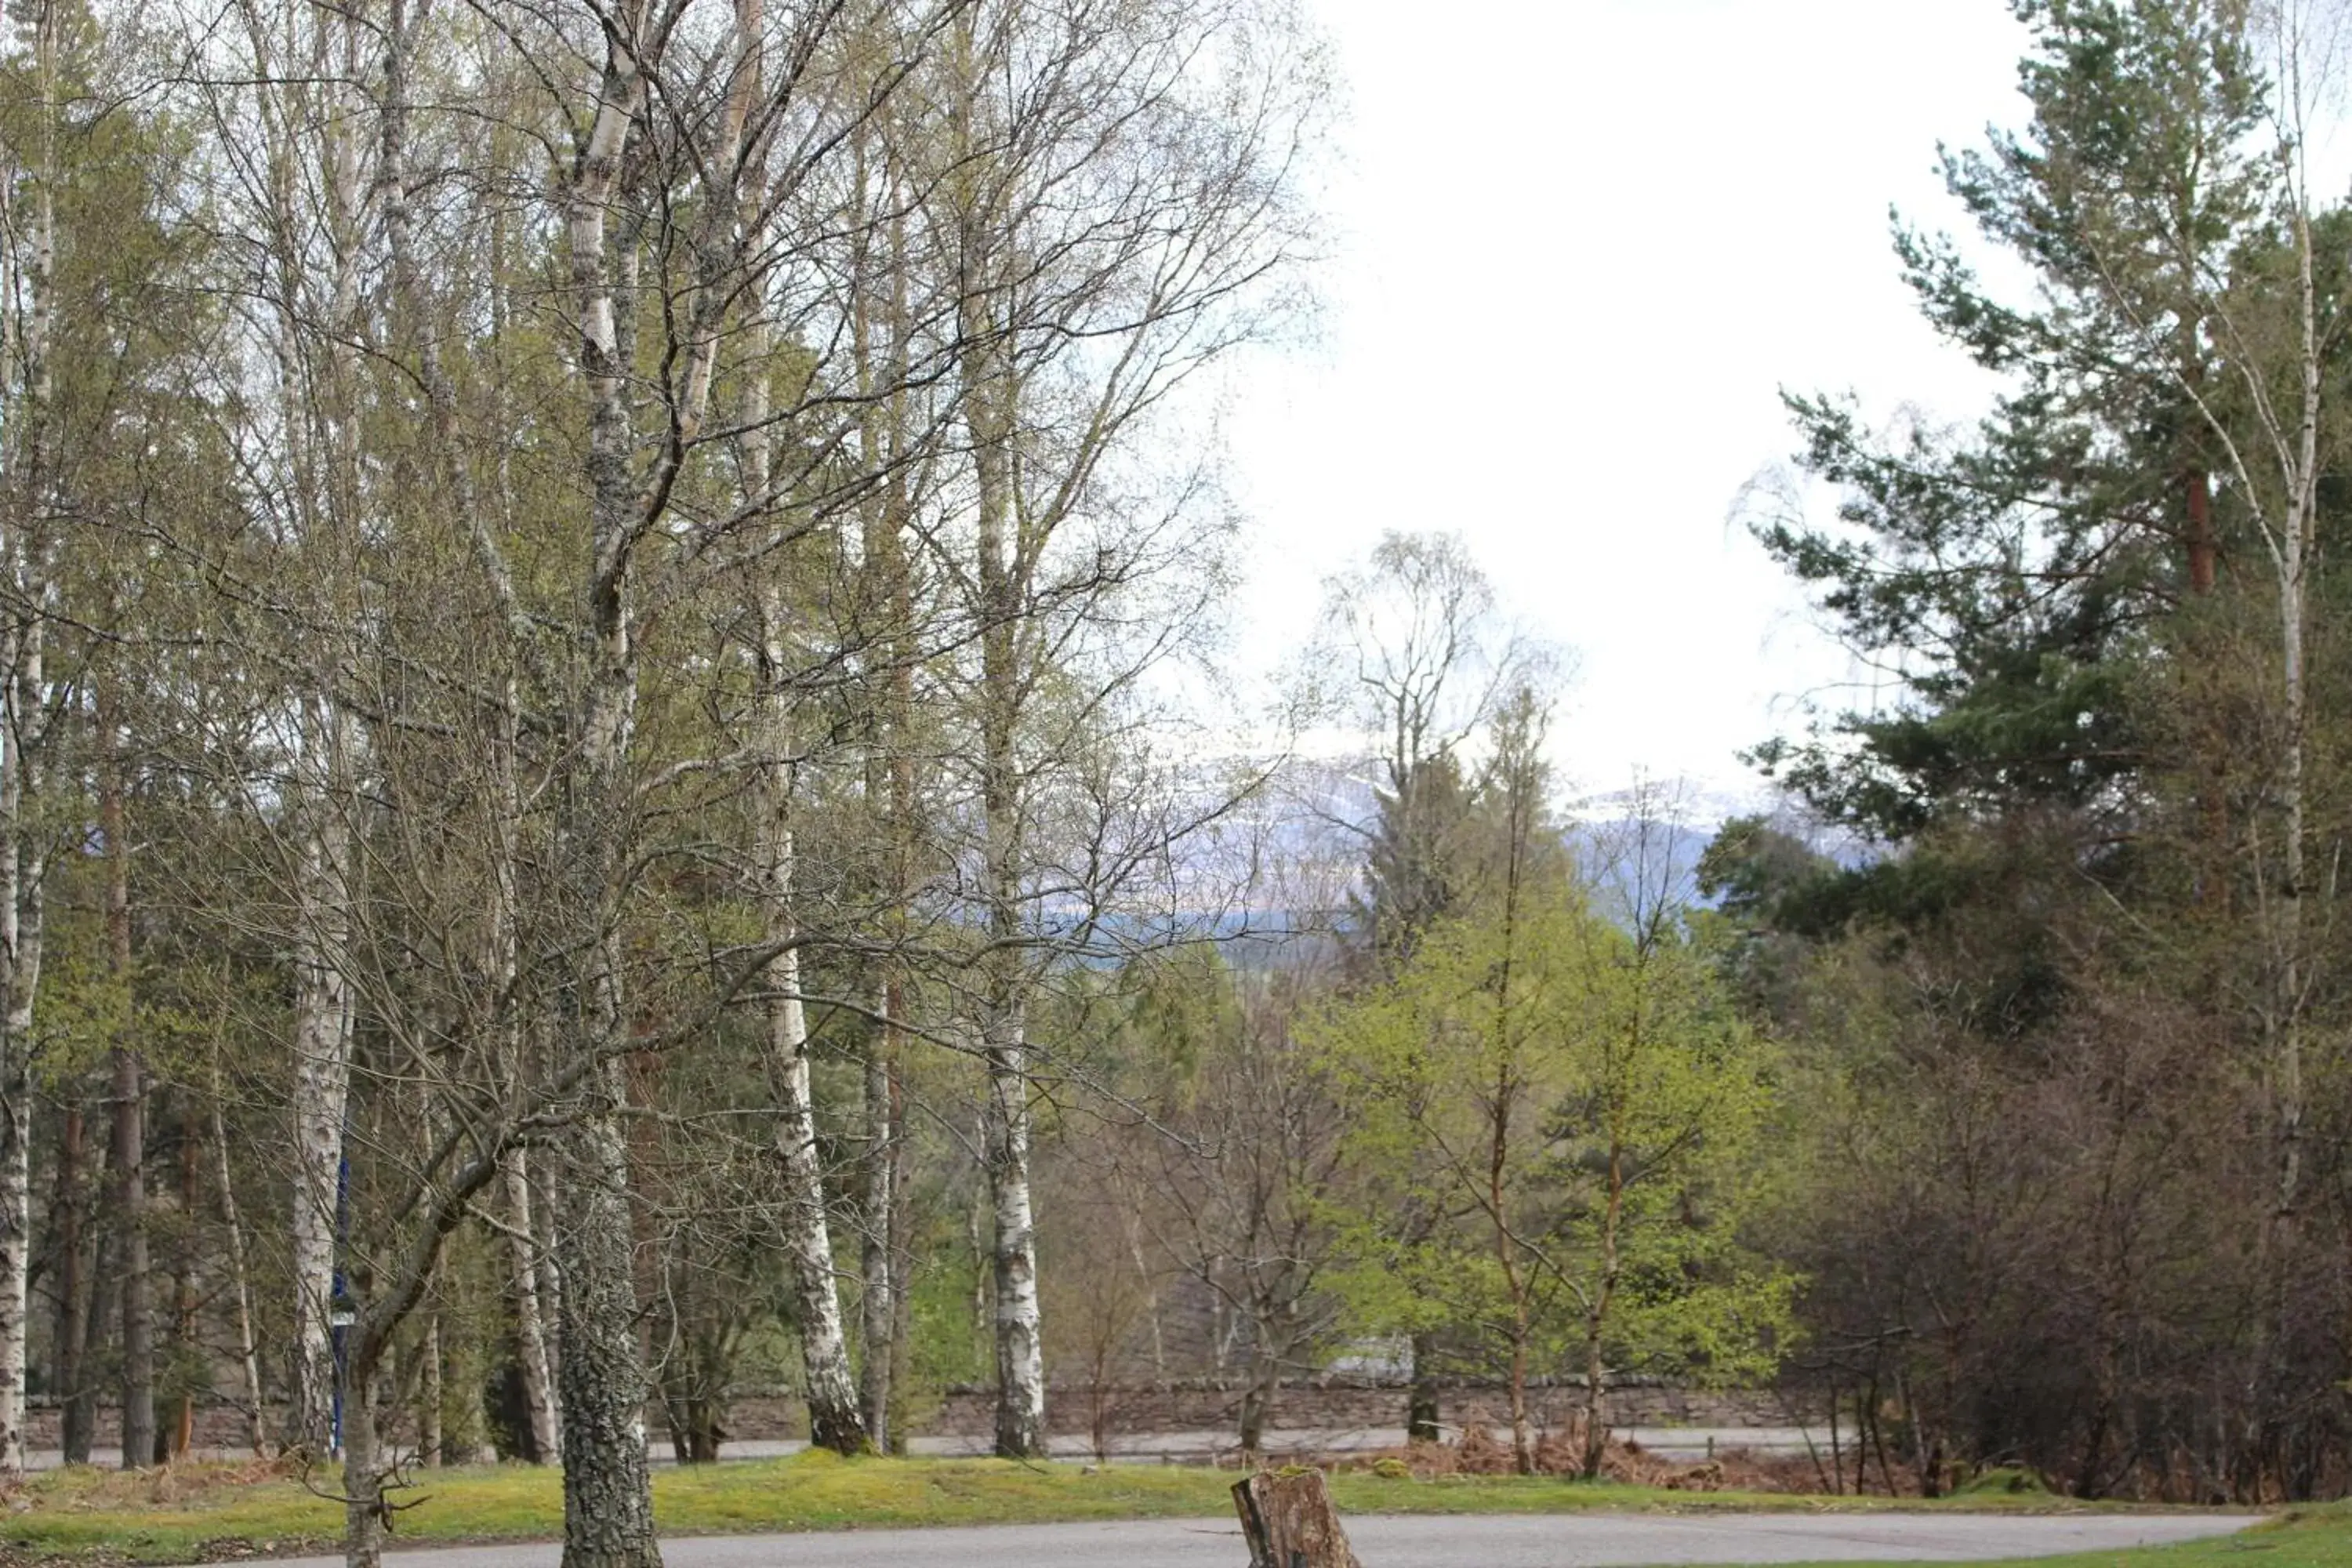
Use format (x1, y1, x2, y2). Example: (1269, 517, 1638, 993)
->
(1232, 1468, 1363, 1568)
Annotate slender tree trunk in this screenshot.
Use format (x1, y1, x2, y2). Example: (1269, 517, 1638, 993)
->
(110, 1043, 151, 1470)
(1491, 789, 1533, 1477)
(504, 1150, 561, 1463)
(288, 799, 354, 1457)
(969, 356, 1045, 1462)
(169, 1113, 199, 1461)
(343, 1367, 384, 1568)
(1238, 1347, 1281, 1461)
(209, 1054, 267, 1457)
(0, 633, 35, 1478)
(753, 801, 866, 1455)
(1506, 1308, 1532, 1475)
(850, 119, 913, 1457)
(289, 0, 369, 1457)
(1406, 1334, 1439, 1443)
(534, 1154, 564, 1399)
(103, 712, 154, 1472)
(739, 195, 865, 1447)
(55, 1102, 90, 1462)
(984, 1007, 1045, 1457)
(0, 0, 57, 1470)
(951, 14, 1047, 1454)
(2252, 195, 2323, 1457)
(419, 1316, 445, 1467)
(859, 996, 899, 1450)
(553, 11, 661, 1559)
(2271, 205, 2318, 1258)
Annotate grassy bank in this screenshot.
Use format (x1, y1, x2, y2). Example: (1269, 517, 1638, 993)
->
(0, 1449, 2256, 1566)
(1771, 1502, 2350, 1568)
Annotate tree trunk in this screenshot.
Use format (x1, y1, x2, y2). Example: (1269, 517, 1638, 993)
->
(0, 715, 32, 1477)
(55, 1102, 91, 1463)
(851, 108, 916, 1461)
(985, 1014, 1045, 1458)
(1406, 1334, 1439, 1443)
(554, 1090, 659, 1568)
(209, 1060, 267, 1457)
(956, 31, 1047, 1456)
(2185, 467, 2216, 597)
(169, 1111, 199, 1461)
(419, 1315, 445, 1467)
(103, 720, 153, 1472)
(550, 4, 661, 1558)
(0, 0, 60, 1479)
(1507, 1318, 1533, 1476)
(739, 177, 865, 1447)
(2261, 181, 2322, 1432)
(534, 1154, 564, 1406)
(1232, 1470, 1363, 1568)
(503, 1149, 561, 1463)
(1238, 1349, 1280, 1461)
(111, 1043, 152, 1471)
(548, 662, 655, 1559)
(288, 801, 354, 1458)
(342, 1367, 384, 1568)
(859, 985, 901, 1452)
(288, 0, 367, 1458)
(753, 815, 866, 1457)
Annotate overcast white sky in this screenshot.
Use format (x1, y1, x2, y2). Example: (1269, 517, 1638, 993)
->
(1221, 0, 2038, 811)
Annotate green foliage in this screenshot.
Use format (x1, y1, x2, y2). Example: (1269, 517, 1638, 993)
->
(1312, 874, 1791, 1391)
(1748, 0, 2279, 858)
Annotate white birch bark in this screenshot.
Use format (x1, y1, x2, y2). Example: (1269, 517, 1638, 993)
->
(850, 118, 914, 1450)
(553, 5, 661, 1559)
(0, 0, 57, 1474)
(753, 804, 866, 1453)
(968, 328, 1045, 1458)
(742, 274, 866, 1450)
(289, 789, 354, 1456)
(285, 7, 366, 1457)
(503, 1149, 562, 1463)
(858, 995, 898, 1448)
(983, 1003, 1045, 1456)
(0, 606, 38, 1481)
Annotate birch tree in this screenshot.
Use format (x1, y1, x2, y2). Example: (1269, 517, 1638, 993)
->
(0, 0, 63, 1474)
(918, 0, 1319, 1455)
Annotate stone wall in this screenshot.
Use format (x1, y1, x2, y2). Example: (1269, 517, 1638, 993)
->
(27, 1381, 1807, 1454)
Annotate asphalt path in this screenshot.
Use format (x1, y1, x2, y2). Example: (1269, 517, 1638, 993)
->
(217, 1510, 2252, 1568)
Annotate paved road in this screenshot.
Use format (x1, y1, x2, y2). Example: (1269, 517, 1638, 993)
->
(42, 1427, 1816, 1472)
(223, 1510, 2252, 1568)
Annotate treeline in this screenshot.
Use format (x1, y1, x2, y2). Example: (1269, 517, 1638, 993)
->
(1709, 0, 2352, 1507)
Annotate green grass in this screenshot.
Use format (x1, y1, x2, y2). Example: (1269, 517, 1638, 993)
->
(0, 1448, 2269, 1566)
(1760, 1501, 2351, 1568)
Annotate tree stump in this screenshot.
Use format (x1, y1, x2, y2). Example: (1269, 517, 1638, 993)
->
(1232, 1469, 1363, 1568)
